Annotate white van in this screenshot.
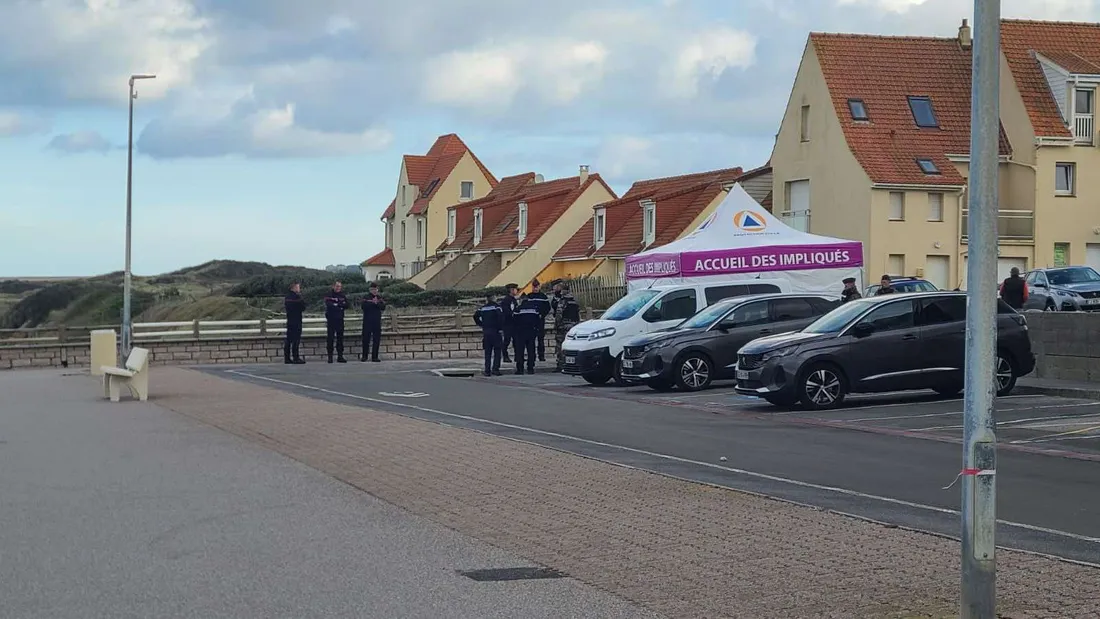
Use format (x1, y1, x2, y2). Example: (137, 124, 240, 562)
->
(561, 279, 791, 385)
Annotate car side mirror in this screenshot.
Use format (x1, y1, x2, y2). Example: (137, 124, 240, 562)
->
(643, 306, 662, 321)
(718, 320, 736, 331)
(852, 323, 874, 338)
(1032, 282, 1047, 289)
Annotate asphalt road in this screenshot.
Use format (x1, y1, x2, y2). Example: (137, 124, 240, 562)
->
(0, 370, 652, 619)
(218, 360, 1100, 566)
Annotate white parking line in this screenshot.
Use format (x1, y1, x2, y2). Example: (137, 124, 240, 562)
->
(227, 369, 1100, 550)
(912, 405, 1100, 431)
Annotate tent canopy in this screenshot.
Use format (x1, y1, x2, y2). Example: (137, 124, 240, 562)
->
(624, 183, 863, 291)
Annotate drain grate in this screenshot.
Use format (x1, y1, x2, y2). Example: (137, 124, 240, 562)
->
(458, 567, 567, 582)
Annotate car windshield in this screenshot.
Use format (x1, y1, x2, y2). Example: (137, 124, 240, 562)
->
(1047, 267, 1100, 286)
(802, 298, 873, 334)
(601, 289, 661, 321)
(898, 280, 937, 292)
(677, 302, 735, 330)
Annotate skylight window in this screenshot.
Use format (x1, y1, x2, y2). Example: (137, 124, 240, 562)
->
(847, 99, 869, 121)
(916, 158, 940, 174)
(908, 96, 939, 128)
(420, 178, 440, 198)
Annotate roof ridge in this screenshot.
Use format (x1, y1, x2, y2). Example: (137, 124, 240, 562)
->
(1002, 18, 1100, 27)
(810, 31, 956, 42)
(631, 166, 743, 187)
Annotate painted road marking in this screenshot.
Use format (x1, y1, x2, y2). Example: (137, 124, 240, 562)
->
(226, 369, 1100, 551)
(378, 391, 430, 398)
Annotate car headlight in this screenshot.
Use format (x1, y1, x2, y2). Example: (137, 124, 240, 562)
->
(1059, 289, 1082, 298)
(761, 346, 797, 362)
(644, 339, 675, 353)
(590, 327, 616, 340)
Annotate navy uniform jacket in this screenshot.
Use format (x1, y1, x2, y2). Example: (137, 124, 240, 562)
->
(361, 294, 386, 323)
(500, 295, 518, 327)
(513, 298, 542, 334)
(526, 291, 551, 328)
(324, 291, 349, 321)
(474, 303, 504, 332)
(284, 292, 306, 327)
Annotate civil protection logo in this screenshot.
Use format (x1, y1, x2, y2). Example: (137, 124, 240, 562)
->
(733, 210, 767, 232)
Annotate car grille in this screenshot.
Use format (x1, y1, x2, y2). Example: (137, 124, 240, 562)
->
(623, 346, 646, 359)
(1079, 291, 1100, 299)
(738, 354, 764, 370)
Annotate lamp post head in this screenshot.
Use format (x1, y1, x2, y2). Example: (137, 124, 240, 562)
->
(129, 74, 156, 86)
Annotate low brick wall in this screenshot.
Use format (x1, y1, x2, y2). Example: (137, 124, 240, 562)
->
(0, 328, 559, 370)
(1025, 311, 1100, 383)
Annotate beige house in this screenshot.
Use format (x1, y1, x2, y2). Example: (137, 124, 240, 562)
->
(378, 134, 497, 281)
(771, 19, 1100, 290)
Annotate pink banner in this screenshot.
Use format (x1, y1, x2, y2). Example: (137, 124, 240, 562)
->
(625, 243, 863, 279)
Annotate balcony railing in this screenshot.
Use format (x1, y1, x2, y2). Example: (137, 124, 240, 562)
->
(1075, 113, 1094, 145)
(960, 209, 1034, 243)
(780, 209, 811, 233)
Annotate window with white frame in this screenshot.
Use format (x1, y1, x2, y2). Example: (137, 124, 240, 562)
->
(446, 209, 456, 243)
(517, 202, 528, 243)
(889, 192, 906, 221)
(1056, 162, 1076, 196)
(642, 200, 656, 245)
(461, 181, 474, 200)
(473, 209, 483, 246)
(416, 218, 423, 247)
(594, 208, 607, 249)
(400, 221, 406, 248)
(927, 192, 944, 222)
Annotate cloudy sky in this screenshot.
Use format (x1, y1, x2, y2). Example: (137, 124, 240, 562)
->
(1, 0, 1096, 276)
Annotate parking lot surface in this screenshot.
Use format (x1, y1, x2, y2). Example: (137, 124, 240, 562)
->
(216, 361, 1100, 566)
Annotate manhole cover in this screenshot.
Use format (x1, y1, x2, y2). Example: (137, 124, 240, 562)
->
(458, 567, 567, 582)
(431, 368, 478, 377)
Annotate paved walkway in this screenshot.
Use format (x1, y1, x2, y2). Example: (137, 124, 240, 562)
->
(0, 371, 650, 619)
(144, 367, 1100, 619)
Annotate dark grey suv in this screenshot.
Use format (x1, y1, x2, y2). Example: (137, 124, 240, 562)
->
(734, 292, 1035, 409)
(620, 294, 838, 391)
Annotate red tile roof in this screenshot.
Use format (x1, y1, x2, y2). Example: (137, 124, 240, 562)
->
(381, 198, 395, 220)
(1001, 20, 1100, 138)
(553, 166, 754, 260)
(380, 134, 498, 219)
(440, 173, 537, 253)
(478, 175, 614, 252)
(810, 32, 1011, 186)
(360, 247, 394, 267)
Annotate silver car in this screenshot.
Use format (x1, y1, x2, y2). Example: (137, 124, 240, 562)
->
(1023, 266, 1100, 311)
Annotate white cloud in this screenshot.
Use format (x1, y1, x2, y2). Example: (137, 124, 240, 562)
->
(836, 0, 929, 13)
(47, 130, 115, 154)
(0, 110, 49, 137)
(422, 38, 608, 109)
(594, 136, 660, 181)
(664, 27, 757, 99)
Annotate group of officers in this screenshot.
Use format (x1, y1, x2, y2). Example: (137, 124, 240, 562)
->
(474, 279, 581, 377)
(281, 278, 581, 374)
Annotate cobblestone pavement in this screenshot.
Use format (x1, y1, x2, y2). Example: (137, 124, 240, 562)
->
(153, 367, 1100, 618)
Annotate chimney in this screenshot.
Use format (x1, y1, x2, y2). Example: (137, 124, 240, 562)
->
(579, 165, 590, 186)
(958, 19, 971, 49)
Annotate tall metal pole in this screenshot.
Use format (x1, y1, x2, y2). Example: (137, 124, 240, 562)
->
(121, 77, 136, 361)
(121, 74, 155, 361)
(962, 2, 1000, 617)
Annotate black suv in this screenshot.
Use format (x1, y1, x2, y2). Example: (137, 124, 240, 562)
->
(734, 292, 1035, 409)
(620, 294, 838, 391)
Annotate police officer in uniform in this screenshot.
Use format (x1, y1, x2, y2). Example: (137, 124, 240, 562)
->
(360, 282, 386, 362)
(474, 292, 504, 376)
(525, 279, 551, 362)
(840, 277, 862, 304)
(875, 274, 897, 296)
(512, 294, 541, 375)
(324, 281, 349, 363)
(554, 285, 581, 371)
(500, 283, 520, 363)
(283, 282, 306, 364)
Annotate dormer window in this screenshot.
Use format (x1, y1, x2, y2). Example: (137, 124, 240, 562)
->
(594, 207, 606, 250)
(447, 209, 456, 243)
(641, 200, 656, 246)
(847, 99, 869, 121)
(1074, 88, 1094, 145)
(517, 202, 528, 243)
(473, 208, 483, 246)
(908, 96, 939, 128)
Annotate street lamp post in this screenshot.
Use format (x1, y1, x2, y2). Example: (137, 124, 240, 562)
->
(121, 73, 156, 361)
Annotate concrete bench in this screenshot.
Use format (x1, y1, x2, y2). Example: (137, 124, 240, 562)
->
(102, 347, 150, 402)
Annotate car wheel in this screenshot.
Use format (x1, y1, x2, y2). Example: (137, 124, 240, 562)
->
(611, 354, 628, 386)
(674, 354, 713, 391)
(995, 353, 1017, 397)
(933, 383, 963, 397)
(646, 377, 676, 392)
(1045, 299, 1057, 311)
(582, 371, 611, 386)
(798, 363, 847, 410)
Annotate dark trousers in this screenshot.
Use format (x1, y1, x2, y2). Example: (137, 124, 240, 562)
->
(362, 320, 381, 360)
(481, 330, 502, 374)
(514, 331, 536, 372)
(535, 323, 546, 360)
(326, 320, 344, 357)
(501, 326, 513, 360)
(284, 322, 302, 360)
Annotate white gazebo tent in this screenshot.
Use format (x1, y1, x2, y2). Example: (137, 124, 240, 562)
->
(624, 183, 864, 293)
